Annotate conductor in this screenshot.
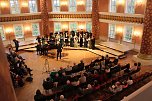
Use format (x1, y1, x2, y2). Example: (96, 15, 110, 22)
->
(57, 43, 62, 60)
(13, 39, 19, 52)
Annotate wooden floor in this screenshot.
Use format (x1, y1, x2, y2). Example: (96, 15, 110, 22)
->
(14, 49, 152, 101)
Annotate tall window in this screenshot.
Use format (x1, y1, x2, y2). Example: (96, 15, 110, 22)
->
(32, 23, 40, 36)
(54, 22, 61, 32)
(109, 0, 116, 12)
(126, 0, 135, 14)
(86, 0, 92, 12)
(29, 0, 37, 13)
(108, 24, 116, 38)
(0, 26, 6, 40)
(53, 0, 60, 12)
(123, 26, 133, 42)
(70, 22, 77, 32)
(14, 25, 24, 38)
(69, 0, 76, 12)
(10, 0, 20, 14)
(86, 22, 92, 32)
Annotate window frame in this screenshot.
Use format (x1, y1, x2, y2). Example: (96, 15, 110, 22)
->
(108, 24, 116, 39)
(54, 22, 61, 33)
(14, 24, 24, 39)
(52, 0, 60, 12)
(86, 0, 92, 12)
(123, 25, 134, 42)
(69, 22, 78, 32)
(31, 23, 40, 36)
(86, 22, 92, 32)
(0, 25, 6, 41)
(125, 0, 135, 14)
(9, 0, 20, 14)
(69, 0, 77, 12)
(29, 0, 38, 13)
(109, 0, 116, 13)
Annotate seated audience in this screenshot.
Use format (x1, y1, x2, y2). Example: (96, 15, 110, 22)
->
(127, 77, 133, 85)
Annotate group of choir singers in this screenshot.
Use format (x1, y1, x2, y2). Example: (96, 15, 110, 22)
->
(35, 30, 96, 55)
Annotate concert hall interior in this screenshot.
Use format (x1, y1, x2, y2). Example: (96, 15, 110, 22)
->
(0, 0, 152, 101)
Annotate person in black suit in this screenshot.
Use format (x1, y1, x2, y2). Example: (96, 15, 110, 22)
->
(57, 43, 62, 60)
(13, 39, 19, 52)
(80, 36, 83, 47)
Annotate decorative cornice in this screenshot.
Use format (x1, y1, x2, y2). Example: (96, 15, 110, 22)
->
(0, 13, 92, 23)
(99, 13, 144, 24)
(0, 15, 41, 22)
(49, 14, 92, 19)
(49, 18, 91, 21)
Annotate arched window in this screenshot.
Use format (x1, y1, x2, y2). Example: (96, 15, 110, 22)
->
(86, 0, 92, 12)
(10, 0, 20, 14)
(69, 0, 77, 12)
(126, 0, 135, 14)
(29, 0, 37, 13)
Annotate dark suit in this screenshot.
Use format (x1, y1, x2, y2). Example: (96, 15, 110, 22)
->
(57, 43, 62, 60)
(13, 40, 19, 52)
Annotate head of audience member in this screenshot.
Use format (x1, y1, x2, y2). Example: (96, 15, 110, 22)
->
(60, 95, 65, 100)
(105, 55, 109, 59)
(66, 80, 70, 84)
(87, 84, 92, 89)
(134, 63, 138, 66)
(94, 70, 98, 74)
(73, 63, 76, 66)
(137, 62, 141, 68)
(80, 60, 83, 63)
(101, 56, 105, 60)
(46, 78, 50, 82)
(93, 80, 98, 86)
(55, 73, 59, 77)
(115, 81, 121, 87)
(126, 63, 130, 69)
(62, 72, 66, 76)
(36, 89, 41, 95)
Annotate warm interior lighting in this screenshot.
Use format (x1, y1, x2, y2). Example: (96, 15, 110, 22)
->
(25, 26, 31, 31)
(60, 1, 68, 6)
(5, 28, 13, 33)
(116, 27, 123, 33)
(0, 1, 8, 8)
(79, 25, 85, 30)
(134, 31, 140, 37)
(77, 1, 85, 5)
(136, 0, 144, 6)
(118, 0, 125, 5)
(62, 24, 68, 30)
(21, 2, 28, 7)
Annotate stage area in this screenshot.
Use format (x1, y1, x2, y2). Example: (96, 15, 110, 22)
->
(99, 42, 133, 53)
